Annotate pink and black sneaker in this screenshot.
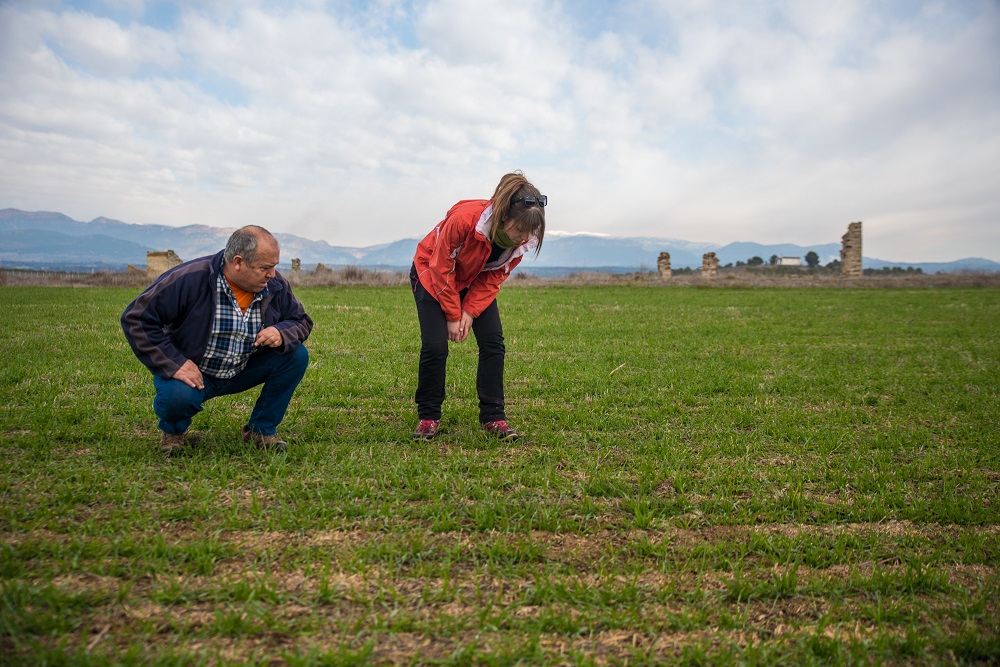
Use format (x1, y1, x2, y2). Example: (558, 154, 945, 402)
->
(413, 419, 440, 441)
(482, 420, 519, 442)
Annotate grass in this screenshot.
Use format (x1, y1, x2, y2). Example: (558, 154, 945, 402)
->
(0, 283, 997, 665)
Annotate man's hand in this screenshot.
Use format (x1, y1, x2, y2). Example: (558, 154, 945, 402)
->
(173, 359, 204, 390)
(254, 326, 283, 348)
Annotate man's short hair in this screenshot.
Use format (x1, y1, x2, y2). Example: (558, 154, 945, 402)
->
(224, 226, 277, 265)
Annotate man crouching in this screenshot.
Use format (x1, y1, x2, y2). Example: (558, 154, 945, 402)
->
(122, 225, 312, 455)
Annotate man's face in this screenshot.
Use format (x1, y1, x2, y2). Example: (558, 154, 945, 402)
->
(229, 241, 279, 293)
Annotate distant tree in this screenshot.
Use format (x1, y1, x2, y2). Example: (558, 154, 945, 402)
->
(804, 251, 820, 268)
(825, 259, 841, 271)
(769, 254, 779, 265)
(747, 256, 764, 266)
(736, 260, 746, 267)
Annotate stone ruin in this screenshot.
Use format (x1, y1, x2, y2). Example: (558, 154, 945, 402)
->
(701, 252, 719, 278)
(145, 250, 182, 279)
(657, 252, 672, 279)
(290, 258, 301, 284)
(313, 262, 333, 276)
(840, 221, 862, 277)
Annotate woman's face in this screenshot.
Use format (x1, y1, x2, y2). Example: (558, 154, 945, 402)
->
(502, 219, 531, 246)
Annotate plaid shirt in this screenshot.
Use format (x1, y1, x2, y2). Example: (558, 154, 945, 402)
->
(200, 273, 266, 379)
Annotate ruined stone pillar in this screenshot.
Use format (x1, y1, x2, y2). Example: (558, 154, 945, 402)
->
(702, 252, 719, 278)
(657, 252, 672, 279)
(290, 258, 301, 284)
(840, 221, 862, 277)
(146, 250, 182, 279)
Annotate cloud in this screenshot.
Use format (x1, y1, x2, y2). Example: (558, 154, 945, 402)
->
(0, 0, 998, 261)
(47, 9, 179, 75)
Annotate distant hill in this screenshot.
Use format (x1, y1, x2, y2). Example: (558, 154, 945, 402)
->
(537, 234, 715, 271)
(0, 209, 357, 266)
(714, 241, 843, 266)
(710, 241, 1000, 274)
(1, 208, 997, 275)
(1, 228, 151, 264)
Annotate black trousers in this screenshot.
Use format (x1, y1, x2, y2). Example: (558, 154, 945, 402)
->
(411, 266, 506, 422)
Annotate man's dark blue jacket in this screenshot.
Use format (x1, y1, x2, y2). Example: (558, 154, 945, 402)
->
(121, 250, 313, 379)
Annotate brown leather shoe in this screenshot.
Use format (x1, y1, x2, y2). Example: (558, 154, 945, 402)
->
(159, 431, 186, 456)
(241, 426, 288, 452)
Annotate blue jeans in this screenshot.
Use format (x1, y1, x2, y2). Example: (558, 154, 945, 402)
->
(152, 345, 309, 436)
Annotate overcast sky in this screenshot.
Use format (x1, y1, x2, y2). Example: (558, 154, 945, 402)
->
(1, 0, 998, 261)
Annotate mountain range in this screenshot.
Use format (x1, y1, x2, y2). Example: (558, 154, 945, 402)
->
(1, 208, 997, 275)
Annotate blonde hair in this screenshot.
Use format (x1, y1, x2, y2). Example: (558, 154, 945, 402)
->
(488, 171, 545, 254)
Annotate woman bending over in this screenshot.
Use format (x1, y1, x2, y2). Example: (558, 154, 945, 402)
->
(409, 172, 546, 441)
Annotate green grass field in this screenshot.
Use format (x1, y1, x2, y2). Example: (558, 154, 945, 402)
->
(1, 284, 997, 665)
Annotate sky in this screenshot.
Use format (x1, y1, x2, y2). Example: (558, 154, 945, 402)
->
(1, 0, 998, 262)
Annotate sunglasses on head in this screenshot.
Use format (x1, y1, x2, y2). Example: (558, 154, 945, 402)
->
(512, 195, 547, 208)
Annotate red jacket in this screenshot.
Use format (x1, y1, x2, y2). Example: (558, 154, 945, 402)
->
(413, 199, 536, 321)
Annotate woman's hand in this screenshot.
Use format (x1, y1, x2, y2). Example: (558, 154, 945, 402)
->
(448, 312, 475, 342)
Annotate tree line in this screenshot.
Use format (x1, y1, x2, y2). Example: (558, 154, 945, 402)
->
(669, 252, 924, 275)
